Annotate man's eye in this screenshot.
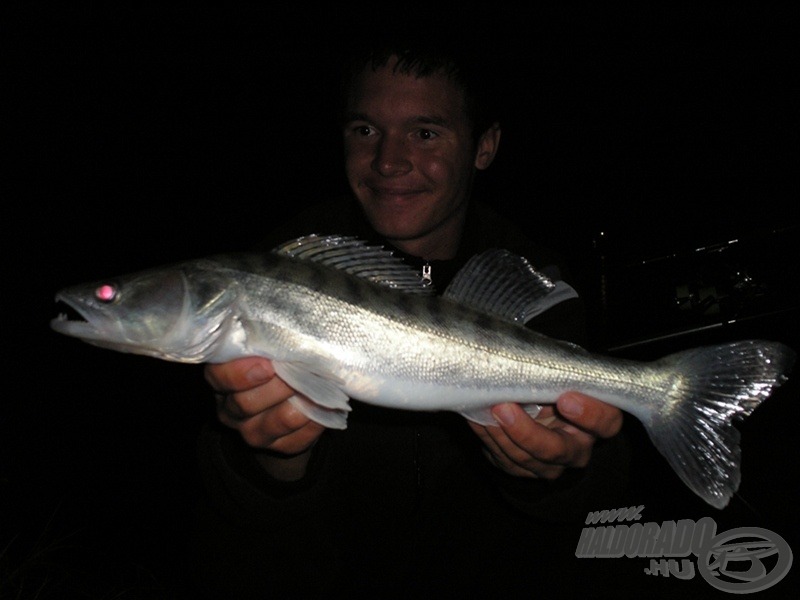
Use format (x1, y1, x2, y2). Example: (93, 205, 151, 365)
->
(417, 129, 438, 140)
(355, 125, 373, 136)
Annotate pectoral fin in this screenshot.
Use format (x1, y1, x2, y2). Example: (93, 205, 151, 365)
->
(273, 361, 352, 429)
(287, 394, 349, 430)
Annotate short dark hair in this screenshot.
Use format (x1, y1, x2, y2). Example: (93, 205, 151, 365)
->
(339, 33, 503, 143)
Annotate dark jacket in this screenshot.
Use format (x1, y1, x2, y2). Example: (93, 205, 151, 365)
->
(191, 199, 631, 598)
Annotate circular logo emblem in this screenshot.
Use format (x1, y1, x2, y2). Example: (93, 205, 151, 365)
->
(697, 527, 793, 593)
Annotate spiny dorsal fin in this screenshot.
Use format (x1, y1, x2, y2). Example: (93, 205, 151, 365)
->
(443, 249, 578, 324)
(273, 234, 433, 295)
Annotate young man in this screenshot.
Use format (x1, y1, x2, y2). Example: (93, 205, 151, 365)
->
(192, 41, 628, 597)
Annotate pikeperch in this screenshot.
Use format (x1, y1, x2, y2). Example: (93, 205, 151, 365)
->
(51, 234, 795, 509)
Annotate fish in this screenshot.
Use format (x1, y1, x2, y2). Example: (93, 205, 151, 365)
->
(51, 234, 795, 509)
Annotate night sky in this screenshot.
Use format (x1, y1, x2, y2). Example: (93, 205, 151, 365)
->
(12, 6, 797, 268)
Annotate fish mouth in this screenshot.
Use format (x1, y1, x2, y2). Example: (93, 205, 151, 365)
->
(50, 294, 109, 342)
(51, 295, 151, 356)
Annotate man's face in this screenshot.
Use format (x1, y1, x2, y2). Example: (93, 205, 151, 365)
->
(343, 59, 492, 259)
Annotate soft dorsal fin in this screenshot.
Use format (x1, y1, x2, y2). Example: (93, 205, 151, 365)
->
(273, 234, 433, 295)
(443, 249, 578, 324)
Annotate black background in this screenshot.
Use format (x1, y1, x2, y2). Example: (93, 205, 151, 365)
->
(4, 5, 798, 598)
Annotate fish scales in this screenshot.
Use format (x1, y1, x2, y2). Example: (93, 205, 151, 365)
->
(238, 255, 597, 407)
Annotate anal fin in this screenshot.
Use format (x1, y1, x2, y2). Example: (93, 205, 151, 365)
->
(459, 403, 542, 426)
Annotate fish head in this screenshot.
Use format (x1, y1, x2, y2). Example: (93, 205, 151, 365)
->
(51, 263, 239, 363)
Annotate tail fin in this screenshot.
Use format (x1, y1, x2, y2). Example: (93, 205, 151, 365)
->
(646, 340, 795, 509)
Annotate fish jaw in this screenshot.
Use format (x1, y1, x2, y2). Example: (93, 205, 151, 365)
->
(51, 295, 118, 344)
(51, 266, 240, 363)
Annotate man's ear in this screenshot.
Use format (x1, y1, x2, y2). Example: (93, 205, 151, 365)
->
(474, 123, 501, 170)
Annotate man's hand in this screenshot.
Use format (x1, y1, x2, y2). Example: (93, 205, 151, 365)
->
(205, 357, 325, 480)
(467, 392, 623, 479)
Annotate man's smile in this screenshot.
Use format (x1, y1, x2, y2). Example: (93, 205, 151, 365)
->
(364, 183, 428, 200)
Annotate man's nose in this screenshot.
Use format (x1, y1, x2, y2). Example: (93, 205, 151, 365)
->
(373, 135, 412, 176)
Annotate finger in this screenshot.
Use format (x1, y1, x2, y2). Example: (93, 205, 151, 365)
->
(204, 357, 276, 393)
(216, 376, 296, 421)
(237, 401, 324, 451)
(492, 404, 567, 462)
(467, 422, 540, 478)
(556, 391, 624, 438)
(469, 410, 574, 478)
(265, 422, 325, 455)
(492, 403, 594, 469)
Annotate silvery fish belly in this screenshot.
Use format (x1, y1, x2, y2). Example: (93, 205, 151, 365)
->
(51, 234, 796, 509)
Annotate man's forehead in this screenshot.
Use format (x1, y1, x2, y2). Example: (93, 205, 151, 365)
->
(348, 64, 467, 116)
(356, 60, 456, 86)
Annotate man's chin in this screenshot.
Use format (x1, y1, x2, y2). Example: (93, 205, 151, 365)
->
(362, 208, 428, 242)
(371, 225, 425, 244)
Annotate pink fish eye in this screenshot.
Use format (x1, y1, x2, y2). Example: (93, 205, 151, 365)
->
(95, 284, 117, 302)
